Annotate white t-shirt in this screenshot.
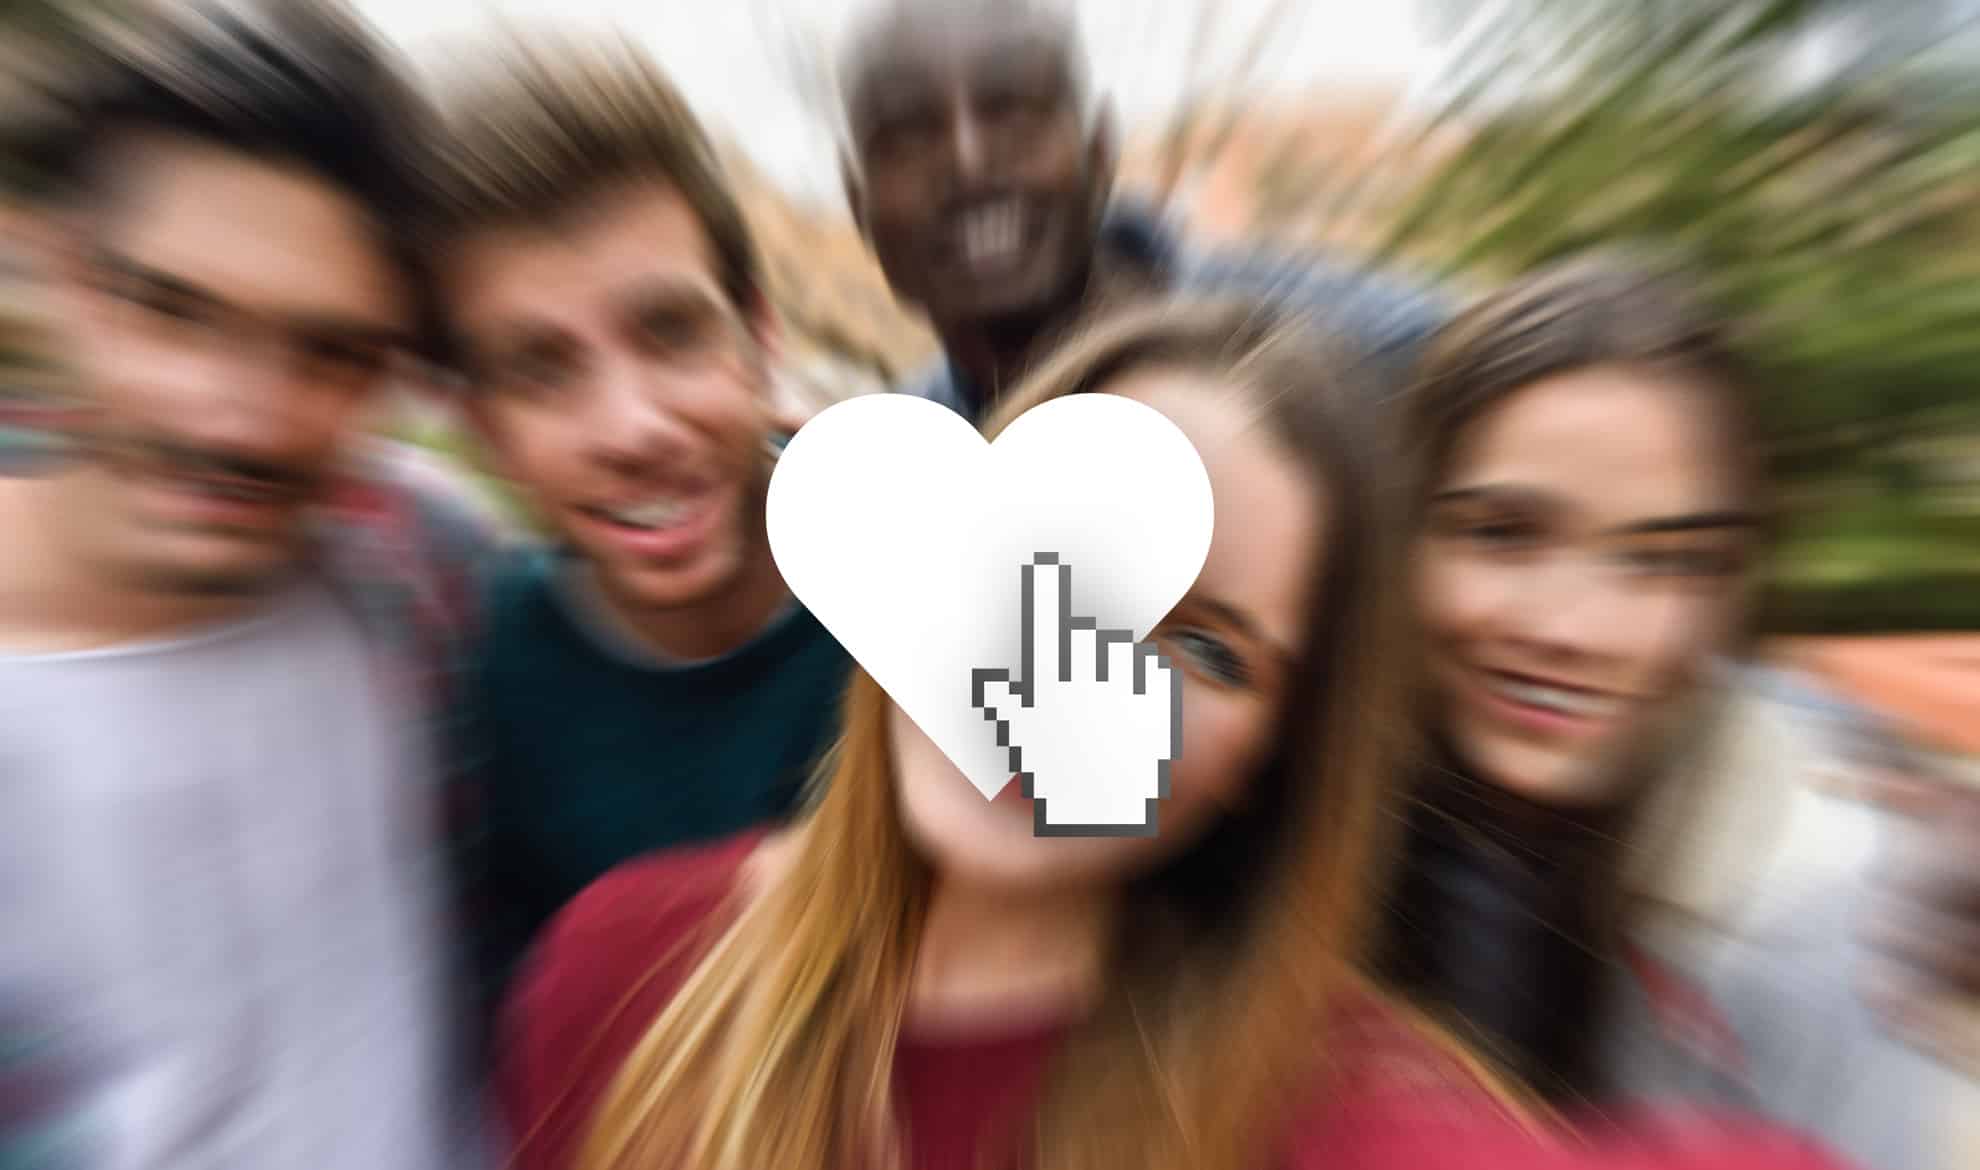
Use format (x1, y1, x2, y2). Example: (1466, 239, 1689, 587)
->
(0, 579, 468, 1170)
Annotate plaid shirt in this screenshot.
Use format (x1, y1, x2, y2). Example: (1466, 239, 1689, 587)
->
(0, 439, 504, 1170)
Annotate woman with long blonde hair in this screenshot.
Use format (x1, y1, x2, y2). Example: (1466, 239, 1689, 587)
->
(496, 299, 1850, 1170)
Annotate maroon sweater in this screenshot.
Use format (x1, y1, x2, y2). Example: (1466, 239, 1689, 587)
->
(496, 833, 1855, 1170)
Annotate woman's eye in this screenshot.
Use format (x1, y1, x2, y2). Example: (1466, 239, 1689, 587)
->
(1621, 546, 1741, 579)
(1164, 628, 1252, 689)
(1458, 518, 1539, 550)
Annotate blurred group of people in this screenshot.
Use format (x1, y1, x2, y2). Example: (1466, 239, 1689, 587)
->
(1, 2, 1976, 1170)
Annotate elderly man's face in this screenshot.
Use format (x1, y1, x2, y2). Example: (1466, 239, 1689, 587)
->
(844, 7, 1111, 326)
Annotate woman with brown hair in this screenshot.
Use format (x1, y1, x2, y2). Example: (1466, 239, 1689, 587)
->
(1384, 255, 1769, 1100)
(1384, 256, 1937, 1166)
(495, 298, 1846, 1170)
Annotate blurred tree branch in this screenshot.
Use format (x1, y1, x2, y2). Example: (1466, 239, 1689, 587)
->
(1366, 0, 1980, 627)
(1358, 0, 1980, 476)
(1149, 0, 1300, 212)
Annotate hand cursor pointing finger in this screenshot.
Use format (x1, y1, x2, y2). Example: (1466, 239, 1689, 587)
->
(1025, 553, 1071, 690)
(972, 552, 1182, 835)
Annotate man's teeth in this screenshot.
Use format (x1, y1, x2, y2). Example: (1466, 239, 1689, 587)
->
(960, 201, 1024, 267)
(1489, 675, 1621, 719)
(606, 497, 690, 530)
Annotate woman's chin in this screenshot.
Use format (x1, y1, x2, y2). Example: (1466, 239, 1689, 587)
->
(899, 790, 1131, 891)
(1465, 732, 1630, 810)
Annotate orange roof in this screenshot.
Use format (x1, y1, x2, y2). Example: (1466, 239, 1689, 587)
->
(1779, 636, 1980, 756)
(1117, 89, 1460, 252)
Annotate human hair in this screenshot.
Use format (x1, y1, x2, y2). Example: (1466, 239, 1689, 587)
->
(1405, 253, 1775, 729)
(420, 30, 764, 325)
(1391, 255, 1777, 1097)
(575, 299, 1423, 1170)
(19, 0, 439, 348)
(1407, 254, 1770, 535)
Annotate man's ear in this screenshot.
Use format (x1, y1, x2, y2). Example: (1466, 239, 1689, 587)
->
(455, 390, 517, 481)
(22, 209, 112, 347)
(0, 199, 62, 274)
(745, 287, 783, 365)
(742, 291, 816, 437)
(841, 153, 870, 242)
(28, 205, 97, 301)
(1085, 102, 1120, 209)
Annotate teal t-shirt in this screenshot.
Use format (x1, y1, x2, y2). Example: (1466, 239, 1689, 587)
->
(464, 550, 850, 994)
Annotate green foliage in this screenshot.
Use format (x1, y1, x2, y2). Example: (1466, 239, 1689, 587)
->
(1361, 0, 1980, 630)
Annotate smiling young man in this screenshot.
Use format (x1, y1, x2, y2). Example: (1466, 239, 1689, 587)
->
(837, 0, 1449, 424)
(0, 3, 495, 1167)
(423, 35, 851, 1003)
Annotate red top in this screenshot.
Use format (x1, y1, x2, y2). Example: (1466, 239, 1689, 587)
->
(497, 833, 1855, 1170)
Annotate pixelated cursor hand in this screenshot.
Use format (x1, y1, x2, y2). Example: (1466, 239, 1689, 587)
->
(971, 553, 1180, 836)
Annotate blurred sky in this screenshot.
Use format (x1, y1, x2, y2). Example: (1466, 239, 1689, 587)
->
(355, 0, 1435, 206)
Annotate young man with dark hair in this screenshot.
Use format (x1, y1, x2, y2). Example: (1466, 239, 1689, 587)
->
(837, 0, 1446, 424)
(0, 3, 495, 1166)
(420, 34, 850, 1005)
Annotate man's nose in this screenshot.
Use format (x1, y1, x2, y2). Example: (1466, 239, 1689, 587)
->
(948, 107, 988, 183)
(586, 357, 689, 471)
(177, 354, 319, 459)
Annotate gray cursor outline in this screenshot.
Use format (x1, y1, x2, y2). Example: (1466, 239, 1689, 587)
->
(969, 551, 1182, 838)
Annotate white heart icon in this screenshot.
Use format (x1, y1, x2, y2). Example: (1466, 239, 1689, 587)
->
(767, 393, 1214, 800)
